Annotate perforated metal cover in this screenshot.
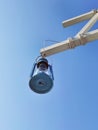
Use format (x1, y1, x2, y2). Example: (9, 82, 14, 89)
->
(29, 72, 53, 94)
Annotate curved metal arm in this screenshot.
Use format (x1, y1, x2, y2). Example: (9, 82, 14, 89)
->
(30, 63, 37, 78)
(49, 65, 54, 80)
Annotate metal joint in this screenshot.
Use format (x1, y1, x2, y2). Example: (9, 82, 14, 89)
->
(68, 37, 76, 49)
(92, 9, 98, 14)
(78, 34, 87, 45)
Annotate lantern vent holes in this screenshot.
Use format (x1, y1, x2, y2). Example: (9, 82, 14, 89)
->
(38, 79, 46, 86)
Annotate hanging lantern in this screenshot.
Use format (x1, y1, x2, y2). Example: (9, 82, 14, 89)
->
(29, 57, 54, 94)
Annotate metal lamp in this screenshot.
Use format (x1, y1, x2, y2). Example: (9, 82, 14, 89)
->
(29, 57, 54, 94)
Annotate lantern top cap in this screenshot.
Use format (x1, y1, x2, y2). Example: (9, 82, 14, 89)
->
(37, 57, 48, 63)
(37, 57, 48, 68)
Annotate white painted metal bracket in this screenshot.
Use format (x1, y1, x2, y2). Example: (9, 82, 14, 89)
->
(40, 9, 98, 57)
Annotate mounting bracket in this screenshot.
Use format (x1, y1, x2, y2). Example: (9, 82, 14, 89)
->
(40, 9, 98, 57)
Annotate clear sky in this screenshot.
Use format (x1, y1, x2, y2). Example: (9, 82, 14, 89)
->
(0, 0, 98, 130)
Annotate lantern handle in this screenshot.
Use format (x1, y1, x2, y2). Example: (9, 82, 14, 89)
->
(35, 55, 42, 62)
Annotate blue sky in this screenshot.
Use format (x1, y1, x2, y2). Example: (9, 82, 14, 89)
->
(0, 0, 98, 130)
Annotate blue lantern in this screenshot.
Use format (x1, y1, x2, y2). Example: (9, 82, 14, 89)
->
(29, 57, 54, 94)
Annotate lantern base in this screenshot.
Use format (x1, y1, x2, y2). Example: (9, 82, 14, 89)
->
(29, 72, 53, 94)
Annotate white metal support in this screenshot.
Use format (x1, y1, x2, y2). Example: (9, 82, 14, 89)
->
(40, 9, 98, 57)
(76, 13, 98, 36)
(62, 10, 98, 27)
